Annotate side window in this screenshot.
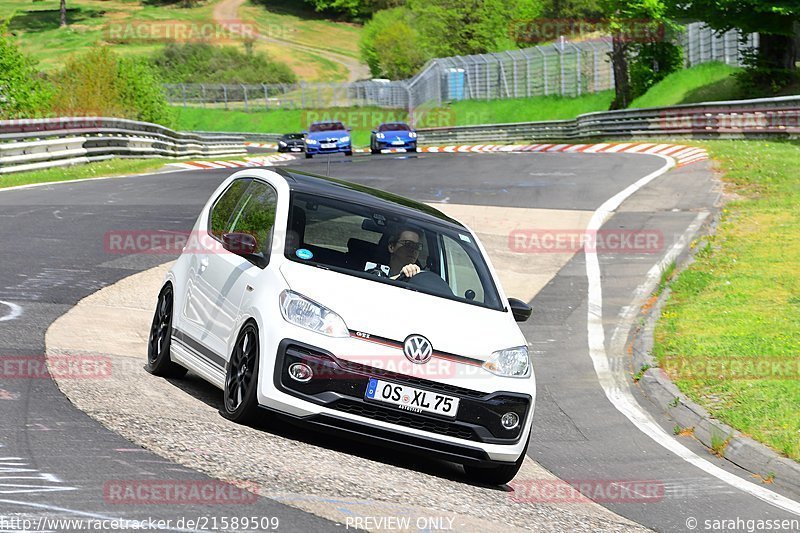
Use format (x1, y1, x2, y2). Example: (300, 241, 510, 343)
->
(229, 181, 278, 259)
(441, 234, 485, 303)
(209, 179, 251, 239)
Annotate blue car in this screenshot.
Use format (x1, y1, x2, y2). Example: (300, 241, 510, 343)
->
(304, 121, 352, 158)
(370, 122, 417, 154)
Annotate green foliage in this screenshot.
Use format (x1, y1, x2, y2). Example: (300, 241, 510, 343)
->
(360, 7, 425, 78)
(666, 0, 799, 36)
(541, 0, 602, 18)
(735, 47, 799, 95)
(629, 41, 683, 98)
(0, 24, 52, 118)
(361, 0, 544, 78)
(302, 0, 389, 19)
(152, 43, 297, 84)
(666, 0, 799, 91)
(52, 47, 173, 126)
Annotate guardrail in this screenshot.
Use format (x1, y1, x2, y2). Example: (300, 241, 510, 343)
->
(0, 117, 246, 175)
(188, 131, 283, 142)
(417, 96, 800, 144)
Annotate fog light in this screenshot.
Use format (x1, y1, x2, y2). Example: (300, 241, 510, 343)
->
(501, 412, 519, 430)
(288, 363, 313, 382)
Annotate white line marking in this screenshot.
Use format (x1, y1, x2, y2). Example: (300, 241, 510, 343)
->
(584, 154, 800, 516)
(0, 301, 21, 322)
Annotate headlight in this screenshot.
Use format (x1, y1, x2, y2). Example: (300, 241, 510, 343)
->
(279, 290, 349, 338)
(306, 138, 318, 145)
(483, 346, 530, 377)
(340, 136, 350, 143)
(376, 133, 385, 139)
(409, 132, 417, 138)
(279, 141, 287, 146)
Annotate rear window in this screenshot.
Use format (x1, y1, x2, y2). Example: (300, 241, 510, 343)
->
(285, 192, 503, 311)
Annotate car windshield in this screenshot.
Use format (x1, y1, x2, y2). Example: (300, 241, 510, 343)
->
(284, 133, 304, 140)
(309, 122, 346, 132)
(285, 192, 503, 310)
(378, 123, 410, 132)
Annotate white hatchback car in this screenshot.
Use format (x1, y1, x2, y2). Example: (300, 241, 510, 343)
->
(147, 168, 535, 484)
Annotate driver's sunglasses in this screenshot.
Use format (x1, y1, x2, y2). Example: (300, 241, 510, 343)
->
(397, 240, 423, 251)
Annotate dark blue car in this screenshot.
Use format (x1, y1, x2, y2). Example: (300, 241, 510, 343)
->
(370, 122, 417, 154)
(304, 121, 352, 158)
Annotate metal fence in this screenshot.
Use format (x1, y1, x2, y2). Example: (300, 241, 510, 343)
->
(0, 117, 245, 174)
(165, 22, 756, 112)
(415, 95, 800, 144)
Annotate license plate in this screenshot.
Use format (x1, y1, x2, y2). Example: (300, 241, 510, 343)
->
(391, 141, 405, 145)
(290, 147, 302, 152)
(321, 143, 336, 149)
(365, 378, 459, 418)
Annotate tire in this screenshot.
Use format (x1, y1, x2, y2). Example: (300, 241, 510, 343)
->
(371, 145, 379, 155)
(145, 284, 187, 378)
(221, 322, 261, 424)
(463, 440, 528, 486)
(345, 150, 353, 156)
(305, 153, 313, 159)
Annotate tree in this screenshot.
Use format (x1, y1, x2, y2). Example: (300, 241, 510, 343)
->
(360, 7, 426, 78)
(60, 0, 67, 27)
(52, 48, 173, 126)
(599, 0, 670, 109)
(667, 0, 798, 87)
(0, 24, 52, 119)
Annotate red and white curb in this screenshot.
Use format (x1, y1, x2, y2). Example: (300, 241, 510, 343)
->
(244, 141, 278, 149)
(418, 142, 708, 167)
(169, 154, 297, 170)
(172, 142, 708, 170)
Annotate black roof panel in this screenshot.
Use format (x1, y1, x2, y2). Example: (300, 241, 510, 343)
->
(274, 168, 462, 228)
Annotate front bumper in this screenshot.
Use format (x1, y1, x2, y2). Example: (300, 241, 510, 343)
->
(305, 142, 351, 154)
(375, 140, 416, 150)
(278, 144, 305, 153)
(266, 339, 532, 466)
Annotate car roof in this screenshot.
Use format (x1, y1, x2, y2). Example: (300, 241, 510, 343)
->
(273, 168, 463, 228)
(311, 121, 345, 125)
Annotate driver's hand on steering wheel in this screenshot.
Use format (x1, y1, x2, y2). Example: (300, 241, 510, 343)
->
(392, 264, 421, 280)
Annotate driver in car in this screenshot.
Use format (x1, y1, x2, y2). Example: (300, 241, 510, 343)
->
(365, 227, 423, 280)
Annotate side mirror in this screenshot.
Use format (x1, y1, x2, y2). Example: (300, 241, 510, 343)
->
(508, 298, 532, 323)
(222, 232, 258, 256)
(371, 130, 377, 134)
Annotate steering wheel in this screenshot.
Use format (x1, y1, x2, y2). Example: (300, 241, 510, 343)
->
(395, 270, 453, 296)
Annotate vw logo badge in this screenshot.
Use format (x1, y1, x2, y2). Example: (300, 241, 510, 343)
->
(403, 335, 433, 364)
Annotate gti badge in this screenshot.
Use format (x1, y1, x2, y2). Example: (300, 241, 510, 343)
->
(403, 335, 433, 364)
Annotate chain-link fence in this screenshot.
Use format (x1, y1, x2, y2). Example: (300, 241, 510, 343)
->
(680, 24, 758, 67)
(165, 22, 756, 112)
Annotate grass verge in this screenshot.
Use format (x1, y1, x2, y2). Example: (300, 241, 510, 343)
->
(652, 140, 800, 462)
(172, 91, 615, 145)
(1, 156, 220, 189)
(630, 62, 742, 108)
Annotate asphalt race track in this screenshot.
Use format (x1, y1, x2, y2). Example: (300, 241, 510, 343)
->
(1, 151, 799, 531)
